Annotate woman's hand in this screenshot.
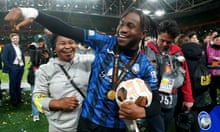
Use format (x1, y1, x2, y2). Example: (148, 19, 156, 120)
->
(49, 97, 79, 111)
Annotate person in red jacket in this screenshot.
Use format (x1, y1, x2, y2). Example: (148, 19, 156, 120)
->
(144, 20, 194, 132)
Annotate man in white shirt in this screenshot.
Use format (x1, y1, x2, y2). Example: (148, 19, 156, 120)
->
(2, 33, 25, 107)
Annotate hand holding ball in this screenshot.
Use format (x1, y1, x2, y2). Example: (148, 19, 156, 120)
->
(116, 78, 152, 107)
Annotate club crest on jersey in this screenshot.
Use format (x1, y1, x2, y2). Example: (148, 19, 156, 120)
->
(88, 30, 95, 36)
(198, 111, 211, 130)
(131, 63, 140, 74)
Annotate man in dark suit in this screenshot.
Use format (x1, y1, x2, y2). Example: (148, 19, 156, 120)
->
(2, 33, 25, 107)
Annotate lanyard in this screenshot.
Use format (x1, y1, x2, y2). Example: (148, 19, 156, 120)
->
(111, 46, 139, 91)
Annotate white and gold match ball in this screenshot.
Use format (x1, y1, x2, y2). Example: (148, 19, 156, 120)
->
(116, 78, 152, 107)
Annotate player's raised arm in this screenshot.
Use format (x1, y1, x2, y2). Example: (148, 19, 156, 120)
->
(4, 7, 38, 31)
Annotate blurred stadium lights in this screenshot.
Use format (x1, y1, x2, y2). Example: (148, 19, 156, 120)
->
(148, 0, 158, 2)
(154, 10, 165, 17)
(142, 9, 151, 15)
(1, 0, 213, 18)
(0, 0, 134, 17)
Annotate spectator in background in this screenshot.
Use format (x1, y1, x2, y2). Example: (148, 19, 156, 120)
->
(2, 33, 25, 107)
(144, 20, 194, 132)
(33, 34, 94, 132)
(181, 42, 207, 132)
(210, 31, 218, 45)
(201, 33, 212, 56)
(187, 31, 199, 44)
(43, 28, 54, 57)
(28, 34, 49, 122)
(175, 33, 189, 46)
(30, 34, 49, 69)
(201, 31, 218, 63)
(207, 34, 220, 106)
(203, 33, 211, 45)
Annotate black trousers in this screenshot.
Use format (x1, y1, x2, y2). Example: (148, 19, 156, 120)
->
(144, 113, 165, 132)
(9, 66, 24, 105)
(77, 116, 126, 132)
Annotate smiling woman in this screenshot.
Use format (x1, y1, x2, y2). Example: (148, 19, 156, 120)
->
(53, 35, 78, 62)
(32, 34, 94, 132)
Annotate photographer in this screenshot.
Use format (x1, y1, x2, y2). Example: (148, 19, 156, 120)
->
(28, 34, 49, 121)
(30, 35, 49, 69)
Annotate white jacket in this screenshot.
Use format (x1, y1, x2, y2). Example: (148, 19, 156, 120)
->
(33, 53, 94, 132)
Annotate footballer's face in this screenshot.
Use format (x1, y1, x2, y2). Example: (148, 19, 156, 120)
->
(116, 12, 145, 50)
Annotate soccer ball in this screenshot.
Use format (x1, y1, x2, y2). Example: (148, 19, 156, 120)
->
(116, 78, 152, 107)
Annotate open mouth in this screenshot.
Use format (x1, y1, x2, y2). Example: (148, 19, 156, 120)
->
(119, 33, 127, 37)
(62, 49, 73, 55)
(118, 33, 128, 38)
(118, 33, 129, 42)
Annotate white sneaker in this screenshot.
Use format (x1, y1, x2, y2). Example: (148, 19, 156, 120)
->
(33, 115, 40, 122)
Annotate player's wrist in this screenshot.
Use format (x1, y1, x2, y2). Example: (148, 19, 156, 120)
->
(19, 7, 39, 19)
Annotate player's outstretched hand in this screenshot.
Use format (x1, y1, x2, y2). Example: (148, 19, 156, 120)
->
(4, 7, 34, 31)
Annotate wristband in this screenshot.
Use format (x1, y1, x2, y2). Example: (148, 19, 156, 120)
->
(19, 7, 39, 19)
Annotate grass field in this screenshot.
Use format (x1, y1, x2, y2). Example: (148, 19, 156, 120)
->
(0, 56, 48, 132)
(0, 90, 48, 132)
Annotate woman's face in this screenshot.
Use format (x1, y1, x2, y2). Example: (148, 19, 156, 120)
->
(55, 36, 78, 62)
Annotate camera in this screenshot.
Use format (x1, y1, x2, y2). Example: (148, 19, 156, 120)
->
(176, 111, 196, 130)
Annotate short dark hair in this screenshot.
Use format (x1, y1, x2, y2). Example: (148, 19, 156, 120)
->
(9, 33, 19, 39)
(121, 7, 158, 50)
(121, 7, 158, 39)
(187, 31, 197, 39)
(158, 20, 180, 39)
